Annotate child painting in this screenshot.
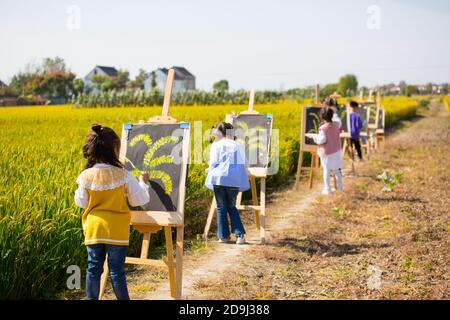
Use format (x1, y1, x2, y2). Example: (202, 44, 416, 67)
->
(306, 107, 343, 195)
(205, 122, 250, 244)
(74, 124, 150, 300)
(349, 101, 363, 161)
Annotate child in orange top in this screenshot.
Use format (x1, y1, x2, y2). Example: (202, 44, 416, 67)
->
(74, 124, 150, 300)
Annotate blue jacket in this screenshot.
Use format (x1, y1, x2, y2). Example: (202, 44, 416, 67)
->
(205, 139, 250, 192)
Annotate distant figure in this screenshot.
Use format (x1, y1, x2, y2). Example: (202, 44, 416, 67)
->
(205, 122, 250, 244)
(349, 101, 363, 161)
(324, 97, 342, 132)
(74, 124, 150, 300)
(311, 107, 343, 195)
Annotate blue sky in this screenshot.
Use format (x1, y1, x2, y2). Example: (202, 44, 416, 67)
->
(1, 0, 449, 90)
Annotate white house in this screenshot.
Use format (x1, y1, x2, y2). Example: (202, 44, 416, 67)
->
(144, 66, 195, 93)
(84, 66, 118, 93)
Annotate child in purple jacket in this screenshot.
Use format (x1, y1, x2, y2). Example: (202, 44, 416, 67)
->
(349, 101, 363, 161)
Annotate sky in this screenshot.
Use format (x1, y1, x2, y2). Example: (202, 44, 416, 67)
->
(1, 0, 449, 90)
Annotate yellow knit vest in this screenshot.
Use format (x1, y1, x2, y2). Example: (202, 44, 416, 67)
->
(79, 167, 131, 246)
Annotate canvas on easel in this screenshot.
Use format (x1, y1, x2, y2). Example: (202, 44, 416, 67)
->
(294, 104, 322, 189)
(202, 90, 273, 244)
(98, 69, 190, 300)
(339, 104, 357, 174)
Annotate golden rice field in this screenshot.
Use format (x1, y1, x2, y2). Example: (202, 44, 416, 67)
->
(444, 96, 450, 112)
(0, 97, 420, 298)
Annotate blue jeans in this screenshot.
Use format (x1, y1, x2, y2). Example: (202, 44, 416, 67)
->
(86, 244, 130, 300)
(213, 185, 246, 240)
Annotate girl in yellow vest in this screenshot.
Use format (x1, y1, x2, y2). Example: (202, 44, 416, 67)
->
(74, 124, 150, 300)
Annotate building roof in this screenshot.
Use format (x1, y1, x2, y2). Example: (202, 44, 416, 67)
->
(157, 66, 195, 80)
(96, 66, 118, 77)
(0, 80, 7, 87)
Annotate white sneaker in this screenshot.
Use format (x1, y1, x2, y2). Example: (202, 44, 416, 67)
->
(218, 238, 230, 243)
(236, 236, 246, 245)
(321, 189, 331, 195)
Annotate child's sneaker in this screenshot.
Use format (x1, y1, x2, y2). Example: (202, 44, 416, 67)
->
(236, 235, 246, 245)
(218, 238, 230, 243)
(321, 189, 331, 195)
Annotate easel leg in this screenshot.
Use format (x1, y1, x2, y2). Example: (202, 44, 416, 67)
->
(175, 226, 184, 300)
(295, 151, 304, 189)
(140, 233, 151, 259)
(250, 176, 260, 230)
(236, 192, 243, 207)
(363, 136, 370, 160)
(259, 178, 266, 244)
(308, 154, 315, 189)
(348, 138, 356, 175)
(342, 139, 348, 160)
(202, 197, 216, 240)
(164, 226, 176, 299)
(374, 132, 379, 151)
(99, 258, 108, 300)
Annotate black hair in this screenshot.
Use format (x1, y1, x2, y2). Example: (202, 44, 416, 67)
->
(324, 97, 338, 108)
(350, 101, 359, 109)
(209, 122, 235, 143)
(82, 124, 123, 170)
(320, 107, 334, 123)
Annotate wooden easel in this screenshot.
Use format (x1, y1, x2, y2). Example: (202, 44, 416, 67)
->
(295, 85, 337, 190)
(99, 69, 189, 300)
(367, 91, 381, 152)
(356, 91, 372, 160)
(340, 104, 356, 175)
(202, 90, 270, 244)
(375, 92, 386, 150)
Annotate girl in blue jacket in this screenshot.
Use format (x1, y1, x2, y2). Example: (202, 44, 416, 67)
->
(206, 122, 250, 244)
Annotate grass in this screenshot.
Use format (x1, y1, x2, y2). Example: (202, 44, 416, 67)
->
(0, 97, 420, 298)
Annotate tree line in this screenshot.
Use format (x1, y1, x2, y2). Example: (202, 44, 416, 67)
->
(2, 56, 448, 106)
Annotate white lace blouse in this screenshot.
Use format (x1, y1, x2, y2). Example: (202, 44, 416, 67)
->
(74, 163, 150, 209)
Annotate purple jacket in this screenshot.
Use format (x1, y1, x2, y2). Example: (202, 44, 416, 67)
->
(350, 112, 363, 139)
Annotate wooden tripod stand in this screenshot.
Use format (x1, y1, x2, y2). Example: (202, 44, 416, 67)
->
(99, 69, 189, 300)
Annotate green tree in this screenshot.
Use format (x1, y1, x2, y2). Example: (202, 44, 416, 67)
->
(9, 57, 75, 98)
(43, 71, 75, 97)
(404, 85, 419, 97)
(73, 79, 85, 96)
(42, 57, 67, 73)
(101, 78, 119, 92)
(91, 74, 108, 85)
(425, 83, 433, 95)
(128, 69, 147, 89)
(213, 79, 229, 92)
(116, 69, 130, 88)
(9, 72, 36, 95)
(338, 74, 358, 97)
(320, 83, 338, 98)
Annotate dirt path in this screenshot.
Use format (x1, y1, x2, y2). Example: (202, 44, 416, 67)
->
(146, 186, 321, 299)
(120, 100, 448, 300)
